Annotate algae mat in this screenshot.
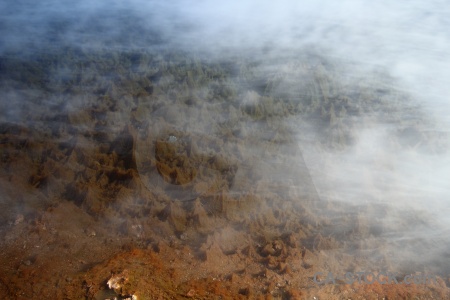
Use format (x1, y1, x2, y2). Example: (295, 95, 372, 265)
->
(0, 48, 449, 299)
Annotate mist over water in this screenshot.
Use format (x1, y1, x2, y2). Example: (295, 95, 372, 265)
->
(1, 0, 450, 277)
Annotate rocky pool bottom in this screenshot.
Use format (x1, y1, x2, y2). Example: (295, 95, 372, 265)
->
(0, 48, 449, 299)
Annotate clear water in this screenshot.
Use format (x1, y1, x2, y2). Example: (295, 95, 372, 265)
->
(1, 0, 450, 291)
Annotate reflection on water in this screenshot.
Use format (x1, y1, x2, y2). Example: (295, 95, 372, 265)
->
(1, 0, 450, 298)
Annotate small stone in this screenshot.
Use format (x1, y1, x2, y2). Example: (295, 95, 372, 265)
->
(85, 229, 96, 237)
(23, 260, 32, 266)
(186, 289, 196, 297)
(168, 135, 177, 143)
(130, 224, 143, 238)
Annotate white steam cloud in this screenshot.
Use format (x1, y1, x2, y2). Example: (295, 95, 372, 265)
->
(1, 0, 450, 275)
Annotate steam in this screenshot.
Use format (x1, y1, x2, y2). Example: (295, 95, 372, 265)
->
(1, 0, 450, 276)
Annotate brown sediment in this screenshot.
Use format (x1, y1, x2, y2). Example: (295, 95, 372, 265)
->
(0, 49, 448, 299)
